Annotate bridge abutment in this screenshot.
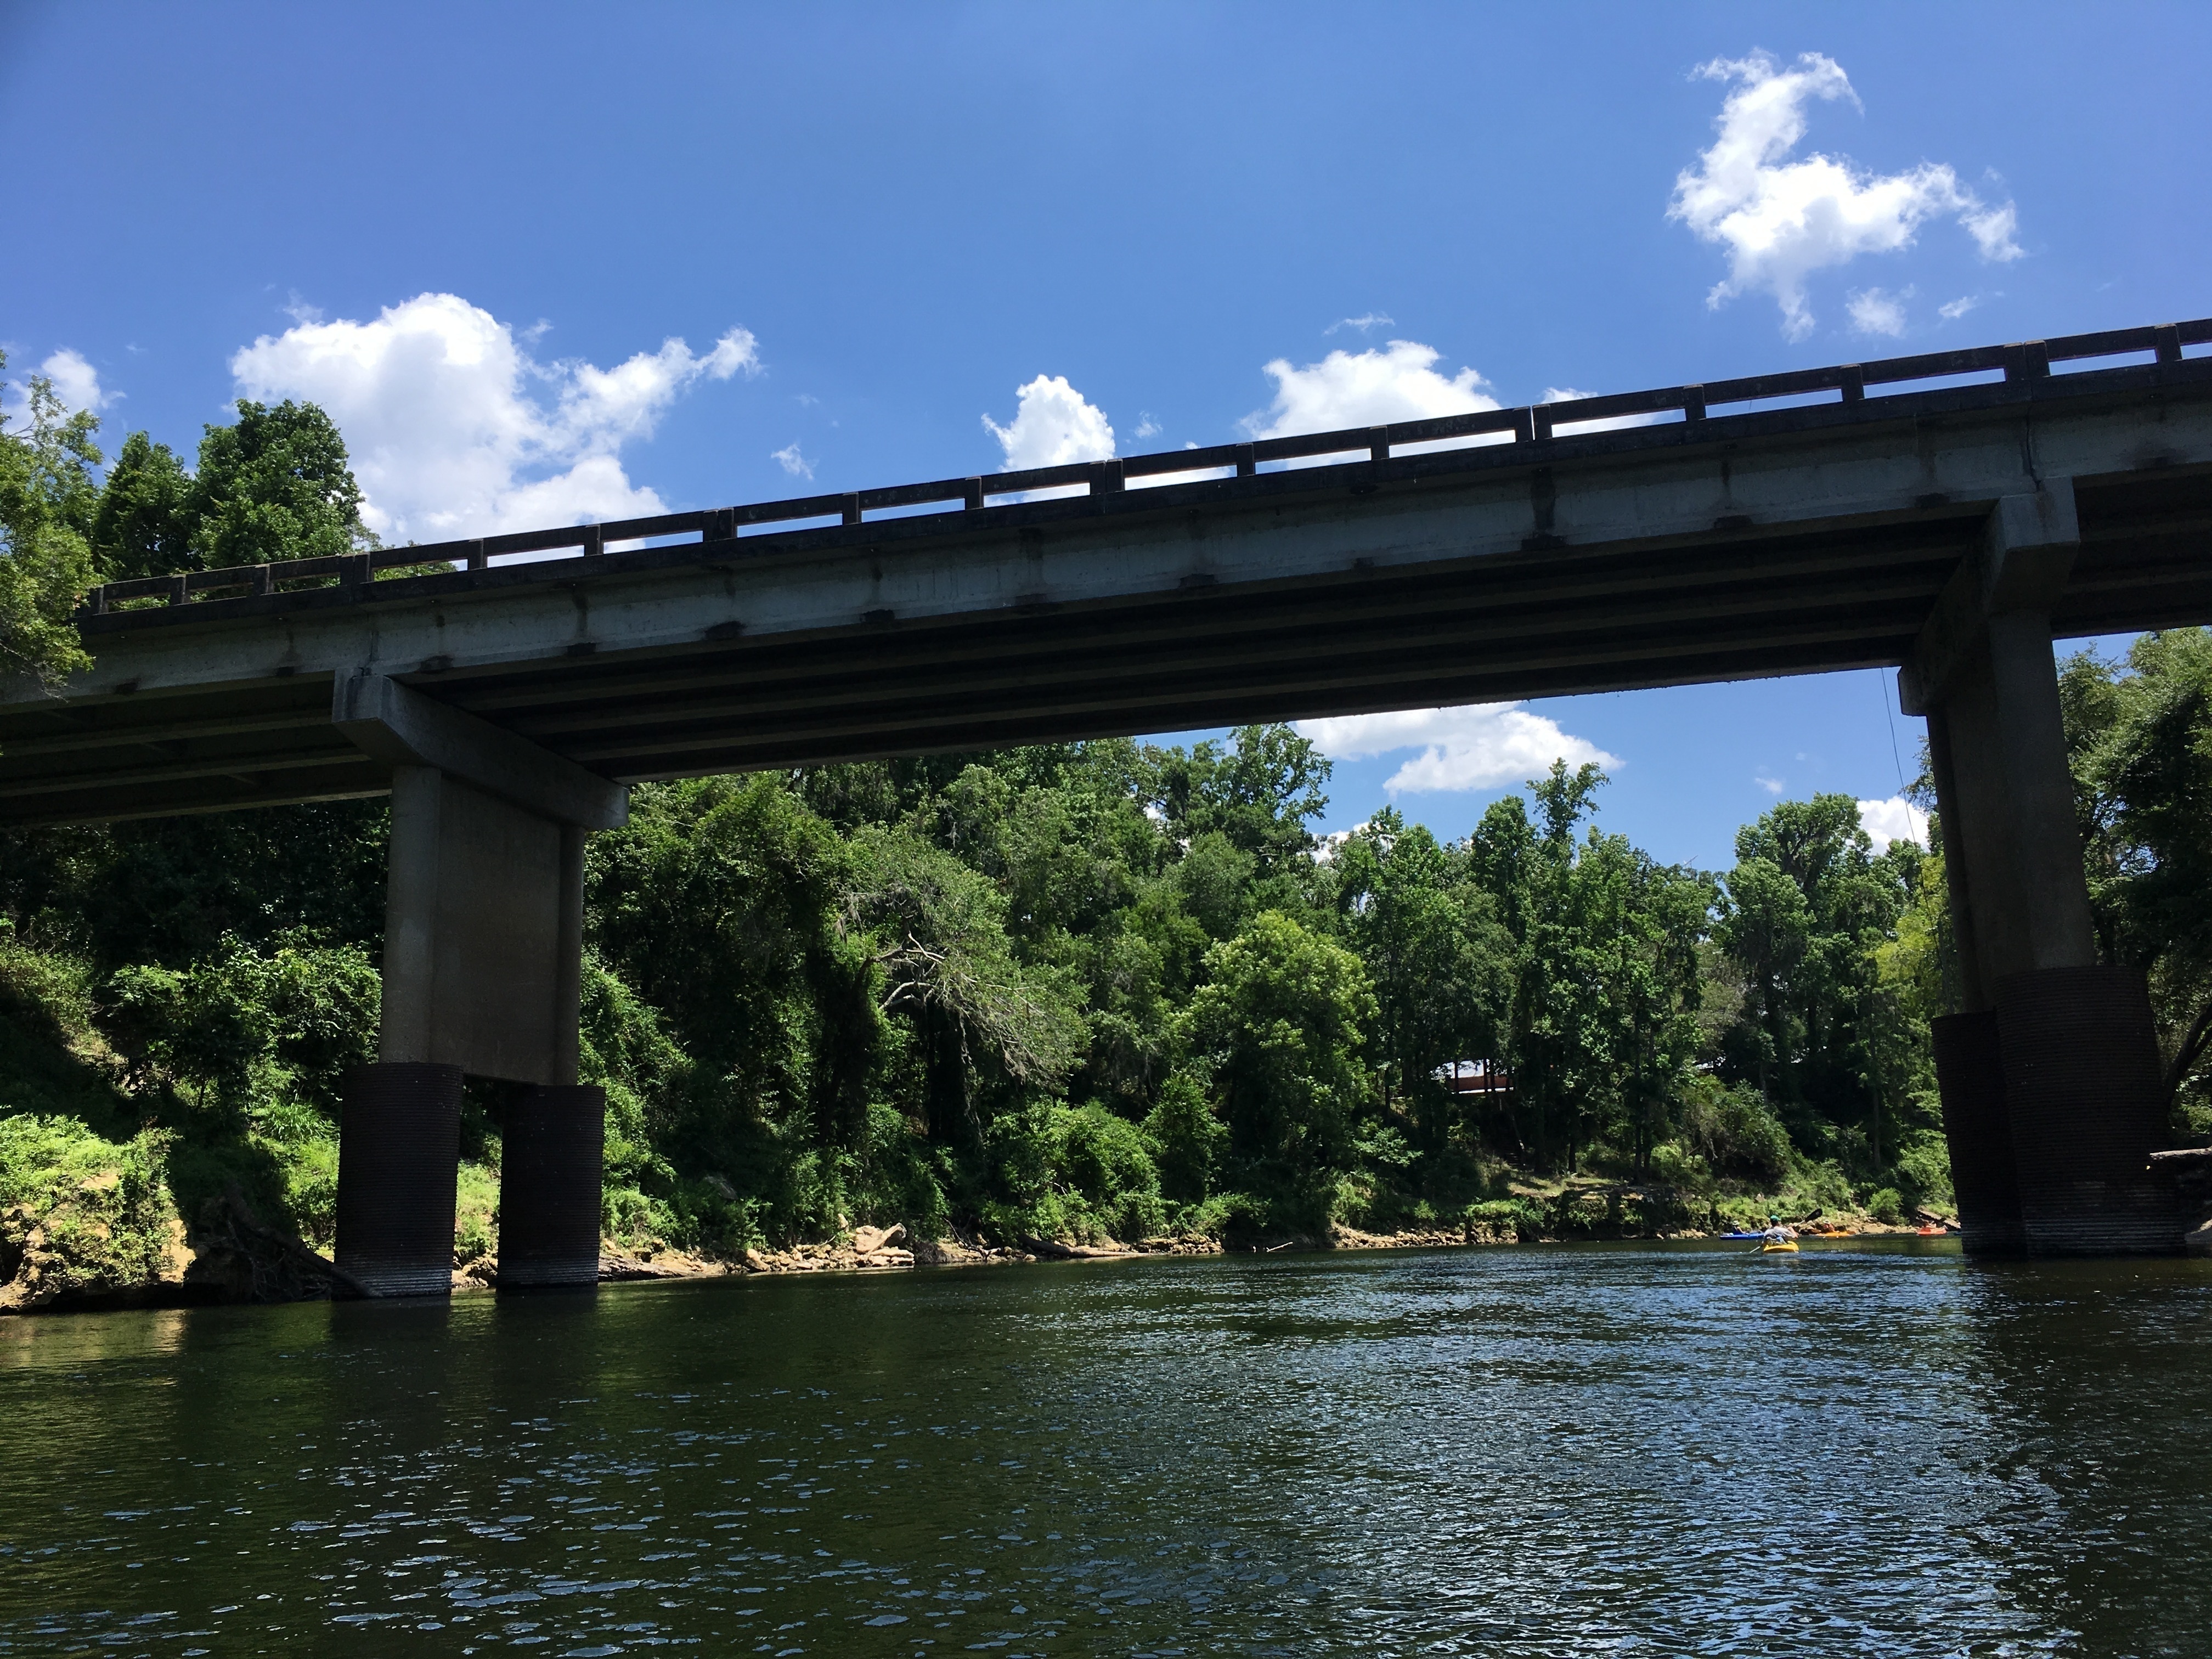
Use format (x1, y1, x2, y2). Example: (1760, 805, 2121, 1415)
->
(330, 674, 625, 1296)
(1905, 490, 2181, 1255)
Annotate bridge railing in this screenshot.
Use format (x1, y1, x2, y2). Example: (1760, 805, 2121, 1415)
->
(80, 317, 2212, 617)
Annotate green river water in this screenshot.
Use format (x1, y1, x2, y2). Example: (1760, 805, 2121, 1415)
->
(2, 1239, 2209, 1657)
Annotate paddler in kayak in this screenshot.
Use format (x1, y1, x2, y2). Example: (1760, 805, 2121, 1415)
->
(1758, 1215, 1798, 1252)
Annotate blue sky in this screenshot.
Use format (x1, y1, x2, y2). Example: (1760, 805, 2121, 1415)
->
(5, 2, 2203, 868)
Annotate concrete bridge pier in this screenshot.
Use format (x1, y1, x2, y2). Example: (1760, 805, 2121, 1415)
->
(1905, 488, 2180, 1255)
(328, 673, 628, 1295)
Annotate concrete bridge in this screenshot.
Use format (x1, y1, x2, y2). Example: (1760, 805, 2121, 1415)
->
(7, 318, 2210, 1285)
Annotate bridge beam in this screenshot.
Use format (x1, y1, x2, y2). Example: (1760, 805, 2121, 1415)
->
(331, 673, 624, 1296)
(1903, 494, 2178, 1255)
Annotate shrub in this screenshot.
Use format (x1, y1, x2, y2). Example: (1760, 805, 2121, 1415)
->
(1892, 1127, 1955, 1211)
(455, 1160, 500, 1271)
(1143, 1071, 1225, 1204)
(0, 1115, 179, 1308)
(1680, 1081, 1793, 1188)
(1465, 1197, 1546, 1241)
(981, 1101, 1166, 1244)
(1867, 1187, 1905, 1225)
(1647, 1139, 1713, 1193)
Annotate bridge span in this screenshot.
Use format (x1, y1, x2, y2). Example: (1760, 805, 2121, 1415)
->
(6, 318, 2210, 1286)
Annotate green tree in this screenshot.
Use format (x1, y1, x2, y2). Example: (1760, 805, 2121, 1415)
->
(1718, 794, 1917, 1170)
(0, 354, 99, 687)
(843, 822, 1087, 1140)
(1471, 761, 1612, 1168)
(1331, 808, 1509, 1152)
(2063, 630, 2212, 1126)
(89, 430, 194, 581)
(1152, 723, 1332, 882)
(188, 399, 369, 567)
(1180, 910, 1375, 1230)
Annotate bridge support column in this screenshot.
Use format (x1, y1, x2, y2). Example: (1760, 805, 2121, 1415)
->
(1904, 489, 2179, 1255)
(498, 1084, 608, 1290)
(329, 673, 628, 1296)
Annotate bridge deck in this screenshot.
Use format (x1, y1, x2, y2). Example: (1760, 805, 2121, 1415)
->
(4, 328, 2211, 827)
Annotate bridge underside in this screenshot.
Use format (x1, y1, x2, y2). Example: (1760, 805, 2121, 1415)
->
(5, 365, 2212, 828)
(6, 344, 2211, 1278)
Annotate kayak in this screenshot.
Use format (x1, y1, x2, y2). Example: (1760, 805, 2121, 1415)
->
(1723, 1231, 1765, 1240)
(1759, 1240, 1799, 1253)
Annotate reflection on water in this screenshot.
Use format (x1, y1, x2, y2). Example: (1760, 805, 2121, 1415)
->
(1, 1240, 2208, 1657)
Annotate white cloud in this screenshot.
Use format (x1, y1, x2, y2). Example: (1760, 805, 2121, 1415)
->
(1132, 413, 1161, 441)
(1857, 795, 1929, 847)
(1846, 285, 1912, 337)
(982, 374, 1115, 471)
(1325, 313, 1396, 335)
(1756, 774, 1786, 794)
(1669, 51, 2023, 340)
(771, 442, 814, 481)
(1244, 340, 1498, 443)
(1938, 294, 1982, 321)
(228, 292, 759, 543)
(1295, 703, 1620, 794)
(6, 348, 117, 423)
(1541, 386, 1665, 434)
(41, 348, 116, 413)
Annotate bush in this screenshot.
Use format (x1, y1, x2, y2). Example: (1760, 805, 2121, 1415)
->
(980, 1100, 1167, 1244)
(99, 934, 378, 1116)
(455, 1160, 500, 1272)
(1892, 1127, 1955, 1211)
(856, 1098, 951, 1241)
(1680, 1081, 1793, 1188)
(1777, 1158, 1855, 1220)
(0, 1115, 179, 1308)
(1143, 1071, 1226, 1204)
(1465, 1197, 1546, 1241)
(1647, 1139, 1714, 1193)
(1867, 1187, 1905, 1225)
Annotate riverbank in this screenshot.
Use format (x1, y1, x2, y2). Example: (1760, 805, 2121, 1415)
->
(8, 1178, 1961, 1312)
(502, 1206, 1953, 1295)
(13, 1150, 1955, 1318)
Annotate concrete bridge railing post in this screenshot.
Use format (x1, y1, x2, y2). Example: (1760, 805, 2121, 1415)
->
(1903, 486, 2180, 1255)
(331, 673, 628, 1295)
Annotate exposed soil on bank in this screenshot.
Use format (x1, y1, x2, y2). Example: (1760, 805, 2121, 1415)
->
(10, 1202, 1960, 1313)
(516, 1212, 1953, 1294)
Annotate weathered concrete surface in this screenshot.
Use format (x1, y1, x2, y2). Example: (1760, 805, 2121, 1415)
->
(333, 670, 628, 830)
(377, 769, 585, 1085)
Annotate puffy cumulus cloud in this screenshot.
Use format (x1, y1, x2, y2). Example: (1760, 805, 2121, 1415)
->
(983, 374, 1115, 471)
(1669, 52, 2022, 340)
(1847, 285, 1912, 337)
(41, 348, 116, 413)
(228, 292, 759, 543)
(1295, 703, 1620, 795)
(771, 442, 814, 480)
(4, 348, 116, 422)
(1243, 340, 1498, 446)
(1857, 795, 1929, 847)
(982, 374, 1116, 501)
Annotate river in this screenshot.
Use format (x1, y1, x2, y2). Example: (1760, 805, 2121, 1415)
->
(2, 1240, 2208, 1657)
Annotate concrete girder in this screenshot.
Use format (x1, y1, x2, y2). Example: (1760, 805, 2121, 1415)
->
(331, 669, 628, 831)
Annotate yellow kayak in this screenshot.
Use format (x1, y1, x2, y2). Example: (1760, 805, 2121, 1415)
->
(1760, 1239, 1799, 1253)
